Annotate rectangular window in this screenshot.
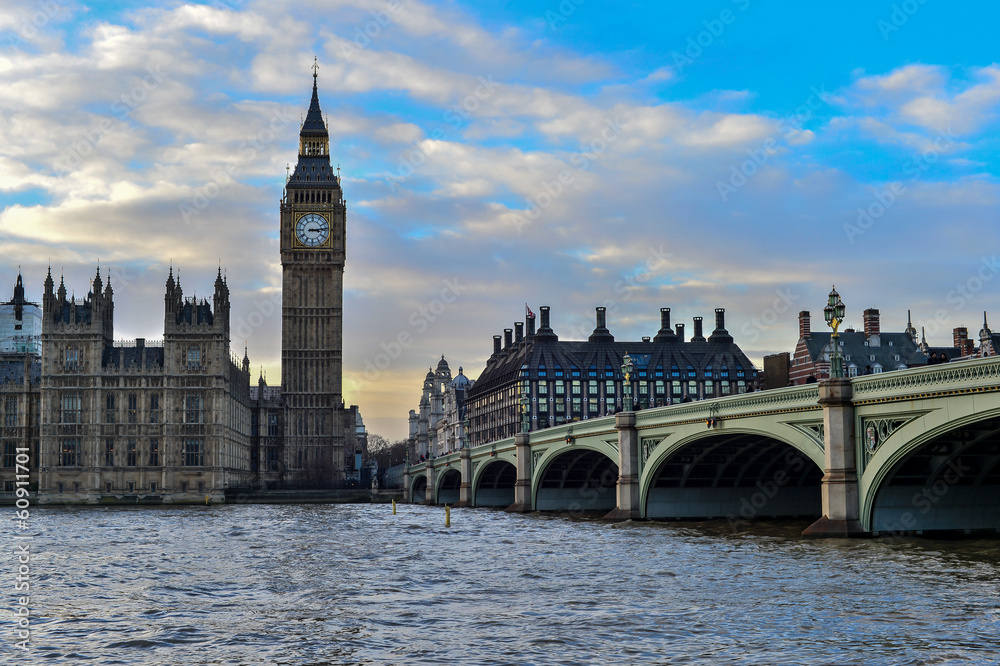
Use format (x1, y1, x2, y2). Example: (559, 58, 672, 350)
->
(184, 394, 204, 424)
(672, 382, 681, 396)
(721, 381, 731, 395)
(106, 394, 116, 423)
(150, 482, 157, 493)
(59, 438, 80, 466)
(127, 481, 135, 492)
(2, 442, 14, 468)
(655, 381, 665, 396)
(688, 380, 697, 397)
(571, 381, 581, 395)
(105, 481, 112, 493)
(127, 394, 138, 424)
(127, 440, 137, 467)
(605, 380, 615, 395)
(65, 346, 79, 367)
(705, 381, 714, 395)
(149, 439, 159, 466)
(184, 439, 204, 466)
(149, 394, 160, 423)
(61, 394, 81, 424)
(4, 397, 17, 426)
(588, 382, 598, 396)
(180, 482, 188, 492)
(537, 383, 548, 396)
(105, 438, 115, 466)
(187, 346, 201, 367)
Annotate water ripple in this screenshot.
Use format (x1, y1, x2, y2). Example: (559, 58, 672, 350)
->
(15, 504, 1000, 664)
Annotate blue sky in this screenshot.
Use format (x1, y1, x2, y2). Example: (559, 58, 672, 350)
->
(2, 0, 999, 439)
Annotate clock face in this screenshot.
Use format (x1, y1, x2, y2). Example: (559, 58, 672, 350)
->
(295, 213, 330, 247)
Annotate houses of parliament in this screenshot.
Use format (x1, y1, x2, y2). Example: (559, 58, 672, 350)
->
(0, 72, 364, 503)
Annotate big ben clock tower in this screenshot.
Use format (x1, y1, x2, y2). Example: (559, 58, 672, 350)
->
(280, 64, 347, 484)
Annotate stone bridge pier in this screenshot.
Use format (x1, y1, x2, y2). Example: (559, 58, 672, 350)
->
(804, 378, 865, 537)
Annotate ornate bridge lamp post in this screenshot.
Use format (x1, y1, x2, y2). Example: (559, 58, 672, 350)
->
(621, 351, 634, 412)
(519, 379, 531, 434)
(823, 286, 846, 379)
(462, 416, 470, 449)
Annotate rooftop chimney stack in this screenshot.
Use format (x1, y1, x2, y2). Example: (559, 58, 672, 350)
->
(799, 310, 811, 339)
(527, 313, 536, 337)
(675, 323, 685, 342)
(692, 316, 705, 341)
(535, 306, 558, 341)
(715, 308, 726, 332)
(515, 321, 524, 343)
(504, 328, 513, 349)
(493, 335, 502, 355)
(863, 308, 881, 337)
(654, 307, 676, 342)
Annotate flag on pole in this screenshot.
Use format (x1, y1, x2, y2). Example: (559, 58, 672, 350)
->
(526, 303, 535, 318)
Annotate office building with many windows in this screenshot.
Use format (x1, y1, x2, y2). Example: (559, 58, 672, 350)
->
(466, 306, 759, 447)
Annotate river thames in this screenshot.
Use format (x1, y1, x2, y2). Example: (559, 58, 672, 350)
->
(7, 503, 1000, 664)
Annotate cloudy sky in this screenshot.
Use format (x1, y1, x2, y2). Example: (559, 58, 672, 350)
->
(2, 0, 1000, 440)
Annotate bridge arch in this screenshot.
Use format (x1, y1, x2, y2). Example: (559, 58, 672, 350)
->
(641, 427, 824, 521)
(472, 459, 516, 507)
(435, 467, 462, 505)
(865, 409, 1000, 534)
(410, 475, 427, 503)
(532, 444, 619, 512)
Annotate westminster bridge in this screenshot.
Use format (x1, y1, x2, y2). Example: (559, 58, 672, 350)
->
(403, 356, 1000, 536)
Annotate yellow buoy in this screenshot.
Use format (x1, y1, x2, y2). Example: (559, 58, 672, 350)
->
(392, 499, 397, 515)
(445, 505, 451, 527)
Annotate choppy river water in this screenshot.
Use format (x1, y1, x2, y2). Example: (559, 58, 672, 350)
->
(4, 503, 1000, 664)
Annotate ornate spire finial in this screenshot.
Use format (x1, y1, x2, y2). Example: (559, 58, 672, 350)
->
(312, 56, 319, 81)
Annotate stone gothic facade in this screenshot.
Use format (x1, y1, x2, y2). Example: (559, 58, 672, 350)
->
(0, 73, 364, 502)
